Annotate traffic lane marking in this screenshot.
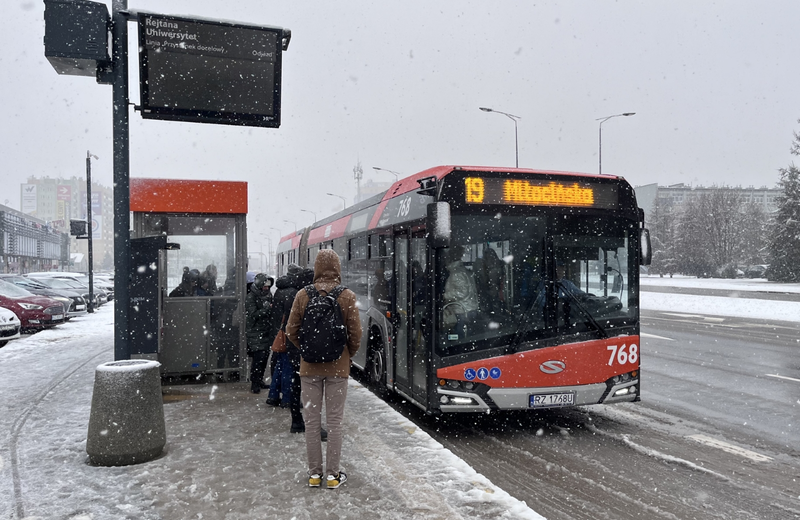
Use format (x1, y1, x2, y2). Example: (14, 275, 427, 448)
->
(641, 332, 674, 341)
(765, 373, 800, 383)
(687, 434, 772, 463)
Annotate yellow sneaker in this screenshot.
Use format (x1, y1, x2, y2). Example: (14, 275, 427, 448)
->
(308, 474, 322, 487)
(326, 472, 347, 489)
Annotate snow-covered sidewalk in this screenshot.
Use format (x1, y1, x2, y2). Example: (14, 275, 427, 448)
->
(0, 304, 543, 520)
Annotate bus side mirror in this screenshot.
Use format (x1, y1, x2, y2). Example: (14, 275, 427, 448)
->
(640, 228, 652, 266)
(427, 202, 451, 248)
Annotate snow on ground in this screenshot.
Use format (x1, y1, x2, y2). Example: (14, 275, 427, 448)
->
(641, 291, 800, 322)
(640, 276, 800, 322)
(1, 305, 544, 520)
(641, 274, 800, 293)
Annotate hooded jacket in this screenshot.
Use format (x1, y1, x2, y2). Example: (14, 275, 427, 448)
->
(285, 250, 362, 378)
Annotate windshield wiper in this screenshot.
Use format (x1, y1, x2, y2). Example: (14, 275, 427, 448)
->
(502, 289, 546, 352)
(556, 281, 608, 338)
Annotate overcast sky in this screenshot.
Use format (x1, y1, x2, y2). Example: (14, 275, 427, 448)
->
(2, 0, 798, 246)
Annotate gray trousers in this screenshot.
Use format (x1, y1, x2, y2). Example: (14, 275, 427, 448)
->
(300, 376, 348, 476)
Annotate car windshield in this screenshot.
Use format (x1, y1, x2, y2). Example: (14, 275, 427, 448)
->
(0, 279, 34, 298)
(435, 213, 638, 356)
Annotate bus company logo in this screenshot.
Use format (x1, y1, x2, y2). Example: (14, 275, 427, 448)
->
(540, 360, 566, 374)
(324, 225, 332, 238)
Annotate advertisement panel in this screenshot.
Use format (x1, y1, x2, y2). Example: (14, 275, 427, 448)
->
(92, 215, 102, 239)
(21, 184, 37, 215)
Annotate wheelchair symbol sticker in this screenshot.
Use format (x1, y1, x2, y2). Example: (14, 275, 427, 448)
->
(477, 367, 489, 380)
(489, 367, 502, 379)
(464, 368, 477, 381)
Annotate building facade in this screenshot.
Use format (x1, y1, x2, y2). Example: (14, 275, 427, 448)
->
(1, 204, 69, 273)
(20, 176, 114, 272)
(635, 182, 782, 225)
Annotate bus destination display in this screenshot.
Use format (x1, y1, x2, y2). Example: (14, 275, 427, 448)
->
(464, 176, 618, 209)
(139, 14, 283, 127)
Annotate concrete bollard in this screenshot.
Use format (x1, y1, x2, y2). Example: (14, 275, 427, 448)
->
(86, 359, 166, 466)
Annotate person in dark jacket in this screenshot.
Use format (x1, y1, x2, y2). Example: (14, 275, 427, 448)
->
(246, 273, 276, 393)
(272, 264, 313, 431)
(169, 268, 200, 297)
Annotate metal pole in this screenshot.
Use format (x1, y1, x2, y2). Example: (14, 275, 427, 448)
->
(513, 119, 519, 168)
(598, 123, 603, 175)
(596, 112, 635, 175)
(112, 1, 130, 360)
(86, 151, 95, 313)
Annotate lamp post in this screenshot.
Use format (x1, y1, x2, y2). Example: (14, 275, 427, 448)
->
(479, 107, 520, 168)
(596, 112, 635, 174)
(283, 219, 297, 232)
(372, 166, 400, 182)
(85, 151, 99, 313)
(300, 209, 317, 223)
(326, 192, 347, 210)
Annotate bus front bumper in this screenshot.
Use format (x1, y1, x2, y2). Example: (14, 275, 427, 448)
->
(437, 379, 639, 412)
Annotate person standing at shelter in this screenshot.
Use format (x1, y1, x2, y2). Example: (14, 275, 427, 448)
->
(285, 249, 361, 489)
(246, 273, 275, 394)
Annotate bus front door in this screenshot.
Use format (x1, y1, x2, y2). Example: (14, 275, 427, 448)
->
(393, 232, 429, 405)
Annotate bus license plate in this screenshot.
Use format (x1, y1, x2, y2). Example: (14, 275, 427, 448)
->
(530, 392, 575, 408)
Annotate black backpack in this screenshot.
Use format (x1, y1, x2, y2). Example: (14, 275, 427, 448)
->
(298, 285, 348, 363)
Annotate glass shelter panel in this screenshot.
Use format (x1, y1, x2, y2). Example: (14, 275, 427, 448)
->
(136, 213, 244, 377)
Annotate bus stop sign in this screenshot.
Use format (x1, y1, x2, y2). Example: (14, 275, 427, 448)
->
(138, 13, 289, 128)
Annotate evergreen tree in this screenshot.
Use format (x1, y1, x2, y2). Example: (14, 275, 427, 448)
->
(767, 128, 800, 281)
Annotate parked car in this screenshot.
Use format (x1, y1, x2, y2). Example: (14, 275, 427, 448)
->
(27, 276, 103, 308)
(744, 265, 768, 278)
(0, 280, 66, 331)
(0, 306, 21, 347)
(0, 275, 87, 318)
(25, 273, 110, 304)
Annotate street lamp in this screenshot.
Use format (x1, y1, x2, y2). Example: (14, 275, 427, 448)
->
(326, 192, 347, 210)
(596, 112, 635, 175)
(480, 107, 520, 168)
(85, 151, 99, 313)
(283, 219, 297, 232)
(300, 209, 317, 223)
(372, 166, 400, 182)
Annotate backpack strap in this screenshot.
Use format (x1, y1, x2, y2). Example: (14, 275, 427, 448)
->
(303, 284, 319, 299)
(328, 285, 346, 301)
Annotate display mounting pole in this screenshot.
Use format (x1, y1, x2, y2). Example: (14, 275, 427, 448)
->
(112, 0, 130, 360)
(86, 151, 95, 313)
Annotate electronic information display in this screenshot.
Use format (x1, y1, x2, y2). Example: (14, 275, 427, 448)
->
(464, 176, 619, 209)
(138, 14, 284, 127)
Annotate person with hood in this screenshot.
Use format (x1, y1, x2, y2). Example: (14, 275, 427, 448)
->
(286, 249, 361, 489)
(272, 264, 310, 430)
(246, 273, 276, 393)
(169, 268, 200, 297)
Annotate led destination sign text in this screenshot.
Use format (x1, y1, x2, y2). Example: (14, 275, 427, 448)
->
(464, 177, 618, 209)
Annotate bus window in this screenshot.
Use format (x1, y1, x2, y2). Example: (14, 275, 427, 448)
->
(554, 235, 631, 333)
(437, 215, 547, 352)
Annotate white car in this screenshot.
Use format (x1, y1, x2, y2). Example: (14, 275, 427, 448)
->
(0, 306, 21, 347)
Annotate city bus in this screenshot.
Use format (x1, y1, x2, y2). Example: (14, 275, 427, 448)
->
(275, 165, 651, 413)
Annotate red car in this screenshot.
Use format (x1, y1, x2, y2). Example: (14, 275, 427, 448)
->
(0, 279, 66, 331)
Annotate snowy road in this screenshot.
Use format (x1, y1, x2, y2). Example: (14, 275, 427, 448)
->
(384, 285, 800, 519)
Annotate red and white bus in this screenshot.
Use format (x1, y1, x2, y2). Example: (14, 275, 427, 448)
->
(275, 165, 651, 413)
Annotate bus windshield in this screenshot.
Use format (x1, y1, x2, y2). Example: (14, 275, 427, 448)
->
(436, 213, 637, 355)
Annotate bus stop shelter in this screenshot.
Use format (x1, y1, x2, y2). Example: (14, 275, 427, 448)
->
(129, 178, 248, 380)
